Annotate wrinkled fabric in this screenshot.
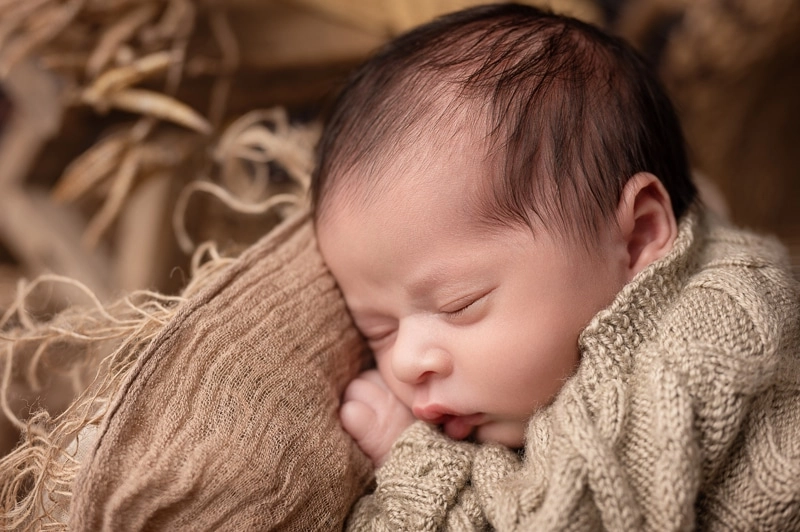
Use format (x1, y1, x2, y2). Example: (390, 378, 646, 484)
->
(70, 212, 373, 531)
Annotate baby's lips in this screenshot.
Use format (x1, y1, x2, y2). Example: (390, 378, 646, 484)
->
(412, 404, 448, 424)
(442, 417, 473, 440)
(442, 413, 485, 440)
(413, 403, 485, 439)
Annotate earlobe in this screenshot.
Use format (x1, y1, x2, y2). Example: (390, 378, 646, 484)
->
(616, 173, 678, 281)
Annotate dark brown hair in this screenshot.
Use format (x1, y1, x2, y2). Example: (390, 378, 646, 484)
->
(311, 3, 696, 241)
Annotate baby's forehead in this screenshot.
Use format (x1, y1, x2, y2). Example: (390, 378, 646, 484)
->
(316, 88, 516, 230)
(375, 118, 492, 190)
(323, 127, 493, 223)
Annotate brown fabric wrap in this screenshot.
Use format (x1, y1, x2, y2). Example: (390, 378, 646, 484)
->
(69, 212, 373, 530)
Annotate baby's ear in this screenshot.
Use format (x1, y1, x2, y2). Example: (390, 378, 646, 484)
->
(616, 172, 678, 281)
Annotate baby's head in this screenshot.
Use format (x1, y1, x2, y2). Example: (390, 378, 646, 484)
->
(313, 3, 695, 243)
(313, 4, 697, 447)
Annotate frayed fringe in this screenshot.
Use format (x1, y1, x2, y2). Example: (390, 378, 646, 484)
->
(0, 104, 313, 528)
(0, 1, 316, 526)
(0, 241, 246, 530)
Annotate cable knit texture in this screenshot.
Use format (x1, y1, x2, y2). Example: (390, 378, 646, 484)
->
(346, 206, 800, 531)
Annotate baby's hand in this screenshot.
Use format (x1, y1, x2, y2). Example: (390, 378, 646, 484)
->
(339, 369, 415, 467)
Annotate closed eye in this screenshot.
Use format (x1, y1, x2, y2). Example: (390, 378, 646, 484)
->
(441, 289, 493, 319)
(364, 329, 396, 346)
(444, 299, 477, 317)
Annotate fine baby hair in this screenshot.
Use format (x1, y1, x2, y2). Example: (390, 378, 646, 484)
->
(311, 2, 697, 242)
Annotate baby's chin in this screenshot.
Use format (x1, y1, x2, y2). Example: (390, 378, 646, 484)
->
(474, 420, 526, 449)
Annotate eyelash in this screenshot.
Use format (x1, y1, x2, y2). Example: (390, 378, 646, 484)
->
(365, 330, 395, 344)
(361, 291, 490, 342)
(444, 297, 479, 317)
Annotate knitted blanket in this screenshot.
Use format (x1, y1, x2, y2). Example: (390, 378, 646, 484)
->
(347, 208, 800, 531)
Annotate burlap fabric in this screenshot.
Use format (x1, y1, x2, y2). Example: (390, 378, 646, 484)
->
(61, 211, 373, 530)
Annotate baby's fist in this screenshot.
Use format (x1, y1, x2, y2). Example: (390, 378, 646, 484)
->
(339, 369, 415, 467)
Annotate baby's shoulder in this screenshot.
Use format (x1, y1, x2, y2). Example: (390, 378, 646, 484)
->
(660, 219, 799, 367)
(685, 219, 797, 315)
(693, 218, 793, 279)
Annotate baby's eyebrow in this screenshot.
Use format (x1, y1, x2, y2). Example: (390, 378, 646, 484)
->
(407, 272, 447, 299)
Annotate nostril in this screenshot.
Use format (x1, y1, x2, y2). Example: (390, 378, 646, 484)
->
(416, 370, 435, 383)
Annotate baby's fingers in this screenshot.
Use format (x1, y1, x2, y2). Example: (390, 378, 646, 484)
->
(339, 400, 376, 443)
(358, 369, 390, 390)
(343, 371, 386, 404)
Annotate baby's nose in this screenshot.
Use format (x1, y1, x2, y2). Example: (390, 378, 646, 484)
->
(390, 320, 452, 384)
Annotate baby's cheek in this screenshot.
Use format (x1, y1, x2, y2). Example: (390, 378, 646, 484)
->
(475, 420, 527, 448)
